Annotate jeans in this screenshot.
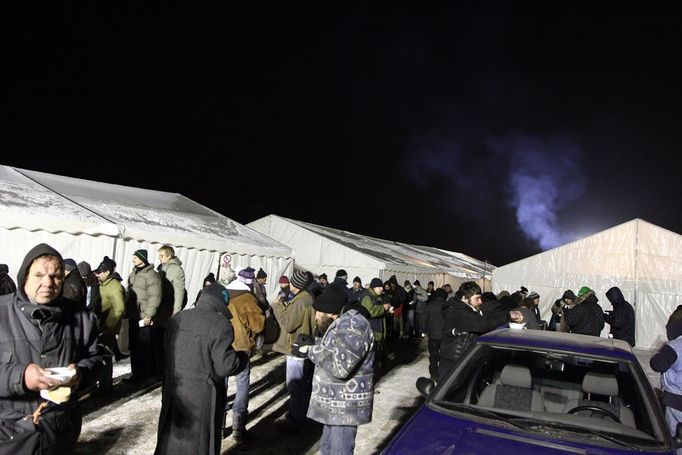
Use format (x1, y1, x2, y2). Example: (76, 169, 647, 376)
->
(320, 425, 357, 455)
(226, 356, 251, 430)
(286, 355, 313, 425)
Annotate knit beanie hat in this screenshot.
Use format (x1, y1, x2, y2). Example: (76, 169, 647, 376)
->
(352, 276, 362, 285)
(319, 273, 327, 281)
(0, 264, 8, 274)
(335, 269, 348, 280)
(527, 291, 540, 301)
(313, 283, 347, 315)
(291, 270, 313, 290)
(77, 261, 91, 276)
(279, 275, 290, 284)
(578, 286, 592, 297)
(134, 249, 149, 264)
(63, 258, 78, 272)
(198, 282, 230, 306)
(238, 267, 256, 285)
(256, 268, 267, 279)
(370, 278, 383, 288)
(413, 280, 421, 287)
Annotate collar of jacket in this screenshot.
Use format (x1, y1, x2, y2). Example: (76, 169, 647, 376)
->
(19, 300, 64, 325)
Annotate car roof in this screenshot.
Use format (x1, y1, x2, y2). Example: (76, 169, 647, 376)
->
(477, 328, 636, 361)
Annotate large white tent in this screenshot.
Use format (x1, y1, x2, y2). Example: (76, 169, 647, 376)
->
(492, 219, 682, 348)
(246, 214, 493, 289)
(0, 165, 294, 300)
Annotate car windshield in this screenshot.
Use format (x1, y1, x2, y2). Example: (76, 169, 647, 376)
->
(430, 343, 669, 449)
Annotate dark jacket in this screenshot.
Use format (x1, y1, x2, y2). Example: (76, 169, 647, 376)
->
(440, 297, 509, 363)
(604, 287, 635, 346)
(155, 286, 246, 455)
(0, 265, 16, 296)
(62, 270, 87, 311)
(0, 244, 103, 454)
(563, 293, 605, 336)
(423, 288, 446, 340)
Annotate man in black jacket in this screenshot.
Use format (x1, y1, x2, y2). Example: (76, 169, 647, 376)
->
(439, 282, 522, 381)
(563, 286, 605, 337)
(0, 244, 103, 454)
(604, 286, 635, 346)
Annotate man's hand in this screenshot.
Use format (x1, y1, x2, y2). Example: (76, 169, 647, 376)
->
(383, 303, 391, 311)
(291, 334, 315, 358)
(65, 364, 82, 390)
(24, 364, 59, 391)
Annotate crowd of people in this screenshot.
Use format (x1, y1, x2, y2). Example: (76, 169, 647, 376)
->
(0, 242, 667, 455)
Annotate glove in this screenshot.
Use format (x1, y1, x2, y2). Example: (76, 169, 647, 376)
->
(291, 334, 315, 358)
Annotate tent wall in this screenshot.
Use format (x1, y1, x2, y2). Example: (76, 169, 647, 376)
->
(492, 219, 682, 349)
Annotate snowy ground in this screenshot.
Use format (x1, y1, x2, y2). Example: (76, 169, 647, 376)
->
(74, 342, 661, 455)
(76, 339, 427, 455)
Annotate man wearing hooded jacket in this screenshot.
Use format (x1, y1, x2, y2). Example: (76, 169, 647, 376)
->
(0, 243, 103, 454)
(604, 286, 635, 346)
(155, 282, 247, 455)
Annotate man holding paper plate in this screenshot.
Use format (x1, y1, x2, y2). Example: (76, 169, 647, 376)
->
(0, 243, 103, 454)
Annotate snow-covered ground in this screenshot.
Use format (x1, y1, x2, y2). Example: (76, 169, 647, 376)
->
(74, 342, 661, 455)
(76, 339, 428, 455)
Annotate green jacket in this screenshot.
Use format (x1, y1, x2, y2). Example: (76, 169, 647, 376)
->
(96, 277, 125, 335)
(272, 290, 316, 355)
(360, 288, 386, 343)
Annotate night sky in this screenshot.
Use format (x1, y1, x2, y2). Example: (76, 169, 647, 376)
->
(3, 3, 681, 266)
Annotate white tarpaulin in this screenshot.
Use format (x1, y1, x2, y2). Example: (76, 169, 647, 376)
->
(492, 218, 682, 348)
(246, 214, 493, 289)
(0, 165, 293, 301)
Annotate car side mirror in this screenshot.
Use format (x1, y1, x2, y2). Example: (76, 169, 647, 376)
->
(416, 377, 435, 397)
(675, 422, 682, 448)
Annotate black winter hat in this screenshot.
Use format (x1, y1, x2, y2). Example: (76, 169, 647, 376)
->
(561, 289, 577, 301)
(204, 272, 216, 284)
(369, 278, 383, 288)
(353, 276, 362, 285)
(94, 256, 116, 274)
(313, 283, 347, 315)
(198, 282, 230, 306)
(63, 258, 78, 272)
(256, 268, 267, 279)
(134, 249, 149, 264)
(319, 273, 328, 281)
(335, 269, 348, 279)
(77, 261, 91, 276)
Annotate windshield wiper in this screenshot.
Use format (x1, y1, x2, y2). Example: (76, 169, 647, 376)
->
(431, 401, 530, 431)
(527, 420, 641, 450)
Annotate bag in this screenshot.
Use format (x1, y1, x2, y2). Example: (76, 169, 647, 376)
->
(0, 409, 40, 455)
(262, 310, 280, 345)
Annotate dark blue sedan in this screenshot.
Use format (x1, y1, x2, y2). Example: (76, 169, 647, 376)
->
(383, 329, 680, 454)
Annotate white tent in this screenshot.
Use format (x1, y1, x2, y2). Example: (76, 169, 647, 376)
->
(246, 214, 493, 289)
(492, 218, 682, 348)
(0, 166, 294, 300)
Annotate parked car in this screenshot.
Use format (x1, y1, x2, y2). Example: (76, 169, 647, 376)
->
(383, 328, 680, 454)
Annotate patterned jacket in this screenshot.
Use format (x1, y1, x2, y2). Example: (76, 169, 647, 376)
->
(307, 309, 375, 426)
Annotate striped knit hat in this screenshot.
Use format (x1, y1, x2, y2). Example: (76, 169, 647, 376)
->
(291, 270, 313, 290)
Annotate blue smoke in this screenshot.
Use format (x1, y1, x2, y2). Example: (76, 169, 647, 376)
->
(405, 131, 585, 251)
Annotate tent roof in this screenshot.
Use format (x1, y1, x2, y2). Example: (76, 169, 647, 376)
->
(248, 214, 492, 278)
(0, 166, 292, 257)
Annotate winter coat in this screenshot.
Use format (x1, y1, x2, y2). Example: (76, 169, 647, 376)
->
(563, 293, 605, 336)
(515, 306, 541, 330)
(440, 297, 510, 363)
(62, 270, 87, 311)
(348, 287, 366, 304)
(155, 288, 246, 455)
(158, 257, 186, 315)
(307, 309, 375, 426)
(94, 277, 125, 336)
(423, 289, 446, 340)
(127, 264, 169, 326)
(414, 286, 428, 315)
(226, 288, 265, 354)
(271, 290, 316, 355)
(0, 244, 103, 455)
(253, 282, 268, 311)
(359, 288, 386, 344)
(604, 286, 635, 346)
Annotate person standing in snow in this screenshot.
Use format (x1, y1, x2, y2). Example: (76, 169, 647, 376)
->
(292, 281, 375, 455)
(413, 280, 428, 337)
(254, 268, 269, 311)
(157, 245, 187, 315)
(604, 286, 635, 346)
(562, 286, 605, 337)
(62, 258, 87, 310)
(155, 282, 247, 455)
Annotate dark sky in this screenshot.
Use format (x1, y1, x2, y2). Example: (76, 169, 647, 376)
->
(2, 3, 681, 266)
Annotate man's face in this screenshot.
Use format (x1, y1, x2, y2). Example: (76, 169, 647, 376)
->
(95, 270, 111, 283)
(257, 277, 267, 285)
(373, 286, 384, 295)
(353, 282, 361, 290)
(132, 255, 144, 267)
(24, 256, 64, 304)
(319, 278, 328, 286)
(466, 293, 483, 309)
(427, 284, 434, 291)
(279, 283, 289, 291)
(158, 251, 171, 264)
(443, 284, 452, 293)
